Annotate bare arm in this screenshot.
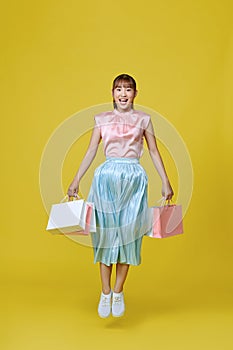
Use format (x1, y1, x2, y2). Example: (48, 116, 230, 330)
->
(144, 120, 174, 200)
(67, 124, 101, 197)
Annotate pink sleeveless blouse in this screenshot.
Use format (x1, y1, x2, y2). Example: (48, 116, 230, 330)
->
(94, 108, 151, 159)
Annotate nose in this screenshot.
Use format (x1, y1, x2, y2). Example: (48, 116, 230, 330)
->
(121, 89, 127, 97)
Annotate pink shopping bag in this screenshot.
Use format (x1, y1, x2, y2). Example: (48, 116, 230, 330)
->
(150, 198, 184, 238)
(65, 202, 94, 235)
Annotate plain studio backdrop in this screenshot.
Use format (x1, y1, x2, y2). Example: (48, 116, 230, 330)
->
(1, 1, 232, 349)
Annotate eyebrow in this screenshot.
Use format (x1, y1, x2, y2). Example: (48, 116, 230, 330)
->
(115, 85, 132, 88)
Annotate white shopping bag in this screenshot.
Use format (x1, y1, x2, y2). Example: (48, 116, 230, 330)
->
(46, 197, 96, 235)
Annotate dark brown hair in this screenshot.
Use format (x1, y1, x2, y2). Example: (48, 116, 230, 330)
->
(112, 74, 137, 109)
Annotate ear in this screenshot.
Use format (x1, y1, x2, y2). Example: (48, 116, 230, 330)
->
(111, 89, 114, 97)
(134, 90, 138, 97)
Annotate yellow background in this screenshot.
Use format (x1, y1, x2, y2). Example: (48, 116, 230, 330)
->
(1, 0, 232, 349)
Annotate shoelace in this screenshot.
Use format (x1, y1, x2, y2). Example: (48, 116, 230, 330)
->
(101, 296, 111, 307)
(113, 296, 122, 304)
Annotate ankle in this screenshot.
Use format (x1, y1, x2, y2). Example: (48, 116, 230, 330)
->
(102, 288, 111, 295)
(113, 288, 123, 293)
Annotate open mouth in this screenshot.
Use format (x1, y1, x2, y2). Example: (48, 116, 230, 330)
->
(119, 99, 128, 104)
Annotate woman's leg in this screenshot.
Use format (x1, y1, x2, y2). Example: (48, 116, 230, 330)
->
(99, 262, 113, 294)
(113, 263, 130, 293)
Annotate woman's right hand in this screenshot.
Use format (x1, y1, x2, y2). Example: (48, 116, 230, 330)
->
(67, 179, 79, 199)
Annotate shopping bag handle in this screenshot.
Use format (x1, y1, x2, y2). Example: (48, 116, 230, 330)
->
(61, 194, 82, 203)
(157, 196, 173, 206)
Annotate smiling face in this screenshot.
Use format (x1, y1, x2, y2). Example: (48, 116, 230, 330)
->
(112, 80, 138, 112)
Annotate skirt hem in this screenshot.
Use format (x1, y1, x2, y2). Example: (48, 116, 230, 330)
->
(93, 258, 141, 266)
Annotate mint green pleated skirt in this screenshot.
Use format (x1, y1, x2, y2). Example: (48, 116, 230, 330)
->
(87, 157, 151, 266)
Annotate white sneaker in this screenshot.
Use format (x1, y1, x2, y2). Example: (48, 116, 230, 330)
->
(112, 291, 125, 317)
(98, 291, 112, 318)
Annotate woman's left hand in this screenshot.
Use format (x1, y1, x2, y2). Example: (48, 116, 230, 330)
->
(162, 180, 174, 201)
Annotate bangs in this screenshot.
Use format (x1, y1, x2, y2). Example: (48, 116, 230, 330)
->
(112, 74, 137, 91)
(113, 79, 134, 89)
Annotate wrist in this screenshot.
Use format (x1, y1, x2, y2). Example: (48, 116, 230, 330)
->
(73, 176, 80, 183)
(162, 178, 170, 185)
